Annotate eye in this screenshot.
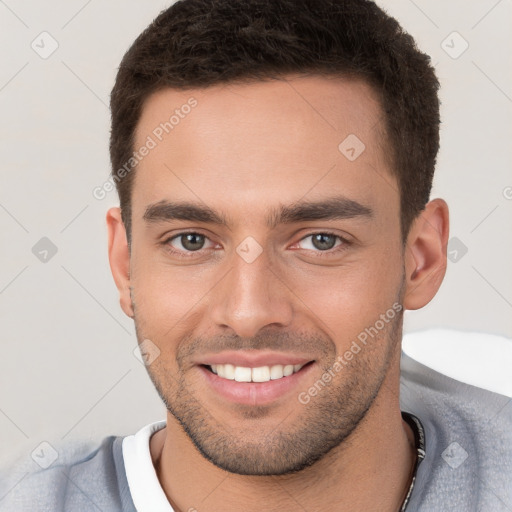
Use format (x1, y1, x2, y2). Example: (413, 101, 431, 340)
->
(161, 231, 351, 260)
(165, 232, 216, 255)
(295, 232, 350, 255)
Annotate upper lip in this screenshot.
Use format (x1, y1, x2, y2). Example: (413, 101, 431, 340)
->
(196, 351, 314, 368)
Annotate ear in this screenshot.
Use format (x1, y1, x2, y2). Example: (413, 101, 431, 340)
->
(403, 198, 450, 310)
(106, 207, 134, 318)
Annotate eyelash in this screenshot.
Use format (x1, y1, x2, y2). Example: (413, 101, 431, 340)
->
(161, 231, 352, 259)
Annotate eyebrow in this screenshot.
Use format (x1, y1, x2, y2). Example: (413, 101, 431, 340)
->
(143, 195, 373, 229)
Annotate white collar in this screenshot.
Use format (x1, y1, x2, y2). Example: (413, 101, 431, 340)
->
(122, 420, 174, 512)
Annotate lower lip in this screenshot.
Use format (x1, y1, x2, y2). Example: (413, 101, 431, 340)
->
(198, 363, 314, 406)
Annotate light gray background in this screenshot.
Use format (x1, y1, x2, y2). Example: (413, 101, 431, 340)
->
(0, 0, 511, 467)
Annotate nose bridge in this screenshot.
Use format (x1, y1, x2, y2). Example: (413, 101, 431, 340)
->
(210, 239, 293, 337)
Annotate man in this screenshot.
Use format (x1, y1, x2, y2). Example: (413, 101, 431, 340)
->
(1, 0, 510, 511)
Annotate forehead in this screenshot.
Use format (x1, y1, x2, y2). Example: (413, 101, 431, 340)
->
(136, 74, 385, 151)
(131, 74, 397, 228)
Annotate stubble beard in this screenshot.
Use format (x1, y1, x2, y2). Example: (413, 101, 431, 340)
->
(133, 314, 403, 476)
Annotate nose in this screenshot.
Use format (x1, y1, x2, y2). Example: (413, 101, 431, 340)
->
(208, 244, 294, 339)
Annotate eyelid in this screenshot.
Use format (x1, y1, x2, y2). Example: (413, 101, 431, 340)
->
(164, 231, 218, 252)
(292, 231, 351, 253)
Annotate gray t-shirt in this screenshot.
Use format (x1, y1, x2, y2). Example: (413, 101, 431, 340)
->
(1, 352, 511, 511)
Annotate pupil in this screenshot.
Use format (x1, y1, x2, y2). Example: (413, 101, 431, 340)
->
(312, 234, 336, 250)
(182, 233, 204, 251)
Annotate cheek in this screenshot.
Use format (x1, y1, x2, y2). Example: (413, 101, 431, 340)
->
(130, 235, 403, 348)
(281, 249, 403, 344)
(130, 255, 214, 339)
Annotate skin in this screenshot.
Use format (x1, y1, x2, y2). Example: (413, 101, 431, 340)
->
(107, 74, 449, 511)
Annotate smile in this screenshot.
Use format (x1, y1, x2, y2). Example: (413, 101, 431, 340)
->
(208, 363, 306, 383)
(199, 359, 315, 406)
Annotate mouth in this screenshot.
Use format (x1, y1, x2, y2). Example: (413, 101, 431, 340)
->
(197, 357, 316, 406)
(203, 362, 311, 383)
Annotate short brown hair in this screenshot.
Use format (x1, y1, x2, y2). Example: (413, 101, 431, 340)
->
(109, 0, 440, 244)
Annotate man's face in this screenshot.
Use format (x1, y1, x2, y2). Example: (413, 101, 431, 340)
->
(127, 75, 406, 475)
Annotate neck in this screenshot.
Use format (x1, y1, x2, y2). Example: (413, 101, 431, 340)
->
(150, 352, 416, 512)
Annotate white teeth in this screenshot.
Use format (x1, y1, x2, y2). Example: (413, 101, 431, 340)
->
(283, 364, 294, 377)
(270, 365, 284, 380)
(234, 366, 252, 382)
(251, 366, 270, 382)
(210, 363, 306, 382)
(224, 364, 235, 380)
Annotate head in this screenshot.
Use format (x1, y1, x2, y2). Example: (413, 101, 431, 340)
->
(107, 0, 449, 475)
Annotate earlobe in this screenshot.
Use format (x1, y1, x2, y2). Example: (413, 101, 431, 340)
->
(403, 198, 450, 311)
(106, 207, 134, 318)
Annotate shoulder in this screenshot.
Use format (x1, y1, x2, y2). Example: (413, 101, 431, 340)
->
(0, 435, 131, 512)
(400, 348, 511, 430)
(400, 350, 512, 511)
